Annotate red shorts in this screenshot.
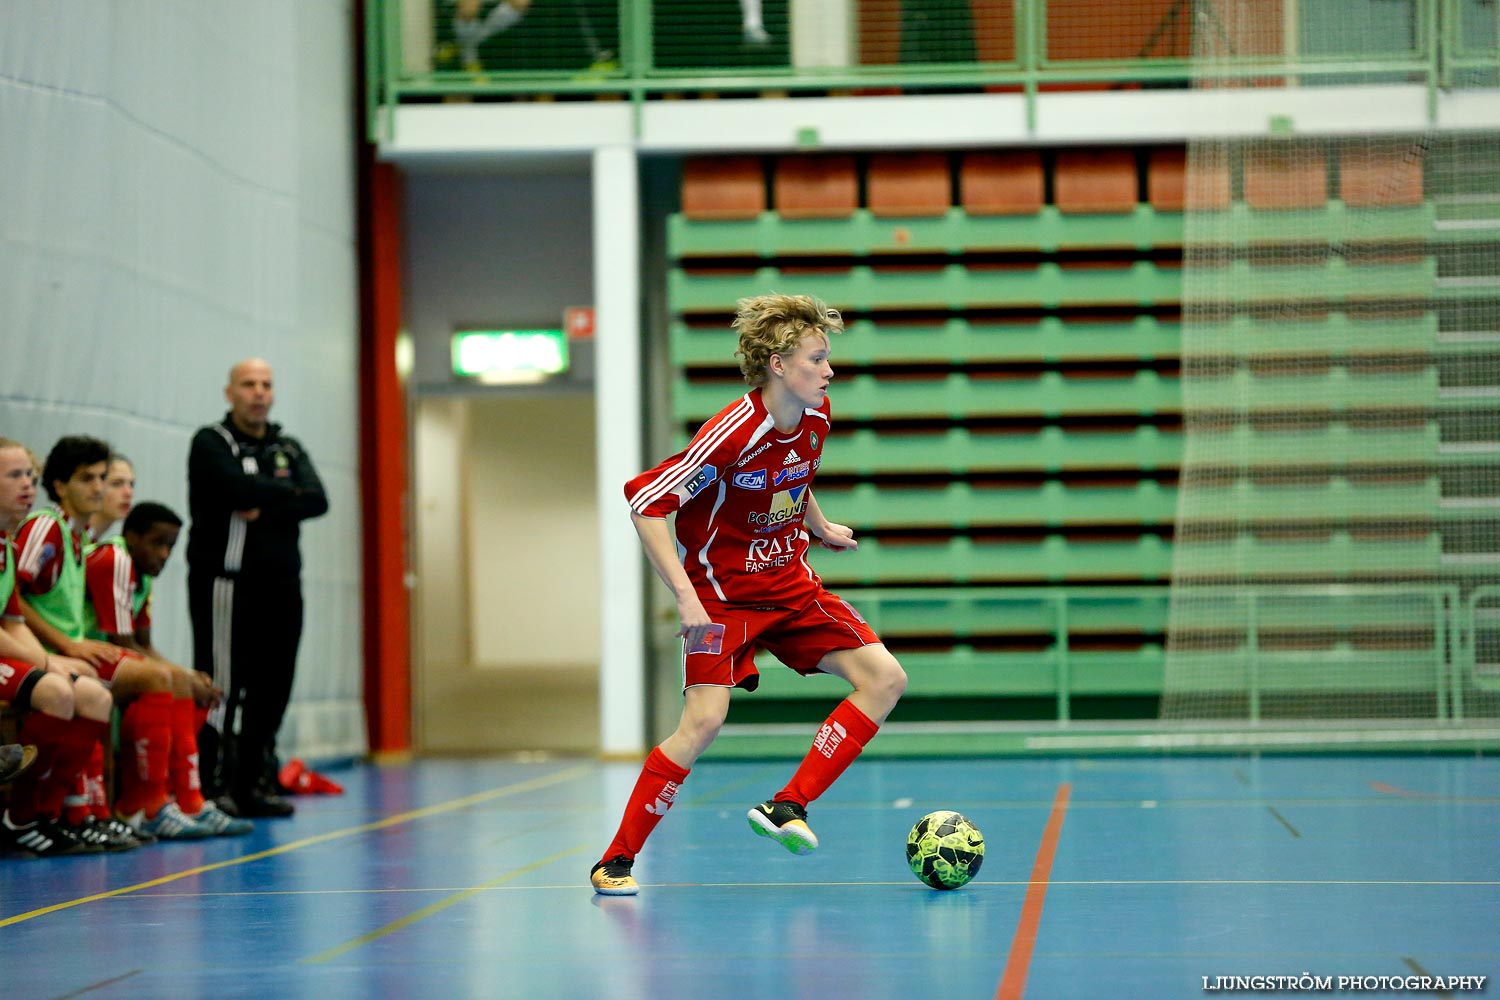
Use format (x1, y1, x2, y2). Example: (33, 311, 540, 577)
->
(93, 646, 142, 683)
(681, 589, 880, 692)
(0, 657, 43, 707)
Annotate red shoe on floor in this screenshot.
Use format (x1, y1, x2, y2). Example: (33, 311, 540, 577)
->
(278, 758, 344, 796)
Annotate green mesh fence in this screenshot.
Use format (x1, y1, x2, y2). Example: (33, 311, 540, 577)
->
(1161, 0, 1500, 732)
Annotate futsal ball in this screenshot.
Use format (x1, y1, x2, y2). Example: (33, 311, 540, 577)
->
(906, 810, 985, 890)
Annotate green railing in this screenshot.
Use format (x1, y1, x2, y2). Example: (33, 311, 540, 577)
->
(367, 0, 1500, 139)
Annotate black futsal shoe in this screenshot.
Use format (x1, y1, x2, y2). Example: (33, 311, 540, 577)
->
(232, 790, 295, 818)
(747, 799, 819, 855)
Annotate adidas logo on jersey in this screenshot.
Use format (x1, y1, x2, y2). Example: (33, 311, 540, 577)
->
(783, 450, 802, 465)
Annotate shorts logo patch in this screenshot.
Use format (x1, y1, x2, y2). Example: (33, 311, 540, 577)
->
(841, 599, 867, 624)
(687, 623, 726, 655)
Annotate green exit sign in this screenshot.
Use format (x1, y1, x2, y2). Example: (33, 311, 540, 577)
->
(452, 329, 569, 383)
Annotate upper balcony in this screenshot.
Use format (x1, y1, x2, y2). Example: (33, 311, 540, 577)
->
(366, 0, 1500, 150)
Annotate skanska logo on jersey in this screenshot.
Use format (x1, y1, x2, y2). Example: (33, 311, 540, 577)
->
(733, 469, 767, 490)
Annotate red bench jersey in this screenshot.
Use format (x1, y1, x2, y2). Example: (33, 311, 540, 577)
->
(626, 387, 831, 608)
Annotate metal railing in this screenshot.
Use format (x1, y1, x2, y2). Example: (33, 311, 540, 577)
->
(366, 0, 1500, 139)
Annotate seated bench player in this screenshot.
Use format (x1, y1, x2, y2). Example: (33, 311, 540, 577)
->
(15, 436, 160, 850)
(0, 437, 119, 857)
(85, 501, 250, 837)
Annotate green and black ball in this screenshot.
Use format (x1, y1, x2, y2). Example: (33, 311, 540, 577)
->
(906, 810, 985, 890)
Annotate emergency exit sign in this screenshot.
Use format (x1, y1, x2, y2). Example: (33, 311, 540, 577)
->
(451, 329, 569, 383)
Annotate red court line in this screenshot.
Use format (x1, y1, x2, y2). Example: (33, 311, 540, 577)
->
(1371, 781, 1442, 800)
(996, 782, 1072, 1000)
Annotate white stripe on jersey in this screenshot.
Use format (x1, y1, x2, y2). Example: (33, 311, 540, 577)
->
(697, 526, 727, 602)
(627, 395, 756, 513)
(695, 477, 733, 601)
(111, 548, 133, 634)
(17, 514, 61, 577)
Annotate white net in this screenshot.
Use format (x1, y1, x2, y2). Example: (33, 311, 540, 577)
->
(1161, 1, 1500, 730)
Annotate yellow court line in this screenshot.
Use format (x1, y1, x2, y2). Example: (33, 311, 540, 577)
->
(300, 843, 592, 965)
(0, 763, 594, 929)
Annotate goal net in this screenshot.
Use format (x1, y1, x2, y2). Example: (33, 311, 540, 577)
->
(1160, 0, 1500, 731)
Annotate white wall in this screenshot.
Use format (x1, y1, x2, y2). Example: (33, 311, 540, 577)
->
(467, 395, 599, 668)
(0, 0, 364, 761)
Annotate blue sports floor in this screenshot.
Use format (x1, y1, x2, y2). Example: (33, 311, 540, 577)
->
(2, 754, 1497, 999)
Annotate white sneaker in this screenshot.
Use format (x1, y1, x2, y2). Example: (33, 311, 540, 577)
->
(189, 800, 254, 837)
(134, 802, 213, 840)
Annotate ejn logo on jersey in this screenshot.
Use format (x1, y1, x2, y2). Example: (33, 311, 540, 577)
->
(747, 485, 807, 531)
(733, 468, 767, 490)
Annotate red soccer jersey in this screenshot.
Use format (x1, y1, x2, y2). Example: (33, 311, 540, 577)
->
(625, 387, 831, 608)
(85, 542, 145, 635)
(14, 509, 79, 596)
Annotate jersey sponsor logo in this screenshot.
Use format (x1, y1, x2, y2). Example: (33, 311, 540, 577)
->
(687, 622, 726, 655)
(732, 469, 767, 490)
(772, 461, 811, 487)
(783, 449, 802, 465)
(747, 485, 808, 530)
(811, 432, 819, 450)
(746, 532, 800, 572)
(0, 661, 13, 684)
(736, 440, 773, 468)
(682, 463, 718, 499)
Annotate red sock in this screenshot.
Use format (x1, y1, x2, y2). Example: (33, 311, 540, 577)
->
(601, 747, 690, 862)
(116, 692, 174, 819)
(774, 699, 880, 807)
(169, 697, 205, 815)
(63, 742, 110, 822)
(37, 718, 108, 821)
(5, 711, 72, 825)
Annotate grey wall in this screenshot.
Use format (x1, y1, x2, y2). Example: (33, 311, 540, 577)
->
(402, 167, 595, 390)
(0, 0, 364, 760)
